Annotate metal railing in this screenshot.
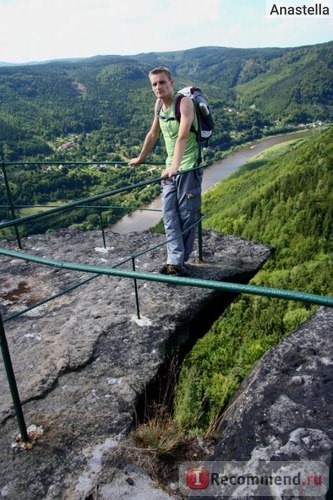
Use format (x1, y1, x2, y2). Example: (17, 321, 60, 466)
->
(1, 160, 333, 445)
(0, 160, 206, 443)
(1, 159, 167, 248)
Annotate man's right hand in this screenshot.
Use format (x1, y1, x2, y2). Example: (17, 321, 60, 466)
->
(128, 157, 142, 166)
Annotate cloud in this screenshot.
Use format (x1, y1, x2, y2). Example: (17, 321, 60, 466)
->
(0, 0, 332, 63)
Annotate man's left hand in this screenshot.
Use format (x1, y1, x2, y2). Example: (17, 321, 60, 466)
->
(162, 167, 178, 178)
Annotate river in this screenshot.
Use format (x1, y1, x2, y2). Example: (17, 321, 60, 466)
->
(111, 129, 317, 233)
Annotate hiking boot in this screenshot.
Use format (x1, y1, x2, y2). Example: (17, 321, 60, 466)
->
(159, 264, 189, 277)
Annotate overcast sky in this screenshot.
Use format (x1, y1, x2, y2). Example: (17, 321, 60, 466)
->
(0, 0, 332, 63)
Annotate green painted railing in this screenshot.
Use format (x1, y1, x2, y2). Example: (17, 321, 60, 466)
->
(1, 160, 332, 445)
(1, 247, 333, 308)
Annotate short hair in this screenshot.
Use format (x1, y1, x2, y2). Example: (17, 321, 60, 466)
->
(149, 67, 173, 81)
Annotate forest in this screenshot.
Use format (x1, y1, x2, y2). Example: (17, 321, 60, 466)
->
(0, 41, 332, 164)
(1, 41, 332, 235)
(173, 126, 333, 433)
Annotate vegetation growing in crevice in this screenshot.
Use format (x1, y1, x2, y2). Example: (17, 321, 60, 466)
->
(173, 126, 333, 433)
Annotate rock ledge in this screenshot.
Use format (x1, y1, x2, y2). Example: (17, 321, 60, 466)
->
(0, 228, 271, 499)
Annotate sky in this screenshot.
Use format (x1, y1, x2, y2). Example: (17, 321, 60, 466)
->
(0, 0, 332, 64)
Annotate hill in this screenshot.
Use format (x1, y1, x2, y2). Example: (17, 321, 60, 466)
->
(0, 42, 332, 161)
(236, 43, 333, 122)
(173, 126, 333, 433)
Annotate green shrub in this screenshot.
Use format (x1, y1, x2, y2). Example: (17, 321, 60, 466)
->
(173, 127, 333, 434)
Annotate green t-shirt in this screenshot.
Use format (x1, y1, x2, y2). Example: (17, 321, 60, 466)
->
(159, 97, 199, 171)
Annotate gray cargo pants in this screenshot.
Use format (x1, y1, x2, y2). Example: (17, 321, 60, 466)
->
(162, 167, 203, 266)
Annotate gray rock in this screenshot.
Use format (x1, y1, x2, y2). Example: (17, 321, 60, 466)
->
(0, 228, 272, 499)
(209, 306, 333, 498)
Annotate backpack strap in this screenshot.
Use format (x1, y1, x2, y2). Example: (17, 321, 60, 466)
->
(174, 94, 183, 121)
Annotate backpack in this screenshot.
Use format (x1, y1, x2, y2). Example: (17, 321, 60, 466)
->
(175, 86, 215, 148)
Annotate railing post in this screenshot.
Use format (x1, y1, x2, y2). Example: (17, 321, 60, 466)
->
(1, 163, 22, 249)
(0, 313, 29, 443)
(98, 209, 106, 249)
(197, 215, 204, 262)
(131, 257, 141, 319)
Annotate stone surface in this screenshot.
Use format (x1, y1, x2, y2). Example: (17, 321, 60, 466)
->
(208, 306, 333, 498)
(0, 228, 272, 499)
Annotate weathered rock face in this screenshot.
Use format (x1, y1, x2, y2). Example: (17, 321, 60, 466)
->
(0, 228, 272, 499)
(207, 306, 333, 499)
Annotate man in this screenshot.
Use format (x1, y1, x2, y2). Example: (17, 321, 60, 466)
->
(129, 67, 203, 276)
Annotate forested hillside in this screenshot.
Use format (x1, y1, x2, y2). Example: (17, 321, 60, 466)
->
(0, 41, 332, 162)
(174, 126, 333, 433)
(236, 42, 333, 123)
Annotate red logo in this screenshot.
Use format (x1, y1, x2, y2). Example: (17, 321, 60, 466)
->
(186, 466, 210, 489)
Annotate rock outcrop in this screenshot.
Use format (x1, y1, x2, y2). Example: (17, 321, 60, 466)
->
(0, 228, 272, 499)
(200, 306, 333, 499)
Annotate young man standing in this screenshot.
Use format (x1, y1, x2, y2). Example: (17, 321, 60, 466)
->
(129, 67, 203, 276)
